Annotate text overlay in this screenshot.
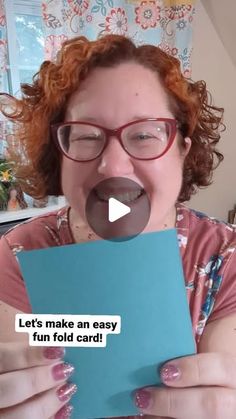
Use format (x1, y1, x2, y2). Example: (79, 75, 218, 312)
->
(15, 314, 121, 347)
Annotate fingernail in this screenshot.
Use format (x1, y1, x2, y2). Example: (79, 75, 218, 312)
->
(135, 389, 153, 410)
(55, 404, 74, 418)
(160, 363, 181, 382)
(52, 362, 75, 381)
(57, 383, 78, 402)
(43, 347, 65, 360)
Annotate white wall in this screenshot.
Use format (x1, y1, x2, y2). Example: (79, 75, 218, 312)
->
(189, 0, 236, 221)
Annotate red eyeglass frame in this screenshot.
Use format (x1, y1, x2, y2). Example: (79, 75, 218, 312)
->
(51, 118, 178, 162)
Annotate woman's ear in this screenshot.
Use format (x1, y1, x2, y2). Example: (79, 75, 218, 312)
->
(182, 137, 191, 158)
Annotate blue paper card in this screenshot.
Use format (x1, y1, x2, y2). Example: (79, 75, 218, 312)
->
(18, 229, 196, 419)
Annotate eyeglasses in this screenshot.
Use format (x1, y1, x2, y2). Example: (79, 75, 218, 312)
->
(51, 118, 178, 162)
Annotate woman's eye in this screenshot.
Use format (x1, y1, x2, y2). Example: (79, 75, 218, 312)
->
(132, 133, 155, 141)
(71, 135, 102, 142)
(138, 135, 150, 140)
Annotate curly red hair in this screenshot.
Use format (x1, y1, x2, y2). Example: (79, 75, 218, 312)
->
(0, 34, 224, 201)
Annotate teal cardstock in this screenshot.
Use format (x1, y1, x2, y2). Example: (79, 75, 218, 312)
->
(18, 229, 196, 419)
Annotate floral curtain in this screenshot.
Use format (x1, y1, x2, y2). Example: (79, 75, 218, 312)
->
(0, 0, 7, 91)
(42, 0, 196, 77)
(0, 0, 8, 155)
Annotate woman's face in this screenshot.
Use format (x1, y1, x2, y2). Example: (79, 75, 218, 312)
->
(9, 189, 17, 199)
(61, 62, 191, 232)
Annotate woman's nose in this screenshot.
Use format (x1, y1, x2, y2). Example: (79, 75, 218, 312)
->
(97, 137, 134, 177)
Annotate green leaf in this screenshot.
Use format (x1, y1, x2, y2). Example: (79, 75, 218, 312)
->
(101, 6, 107, 16)
(91, 5, 100, 12)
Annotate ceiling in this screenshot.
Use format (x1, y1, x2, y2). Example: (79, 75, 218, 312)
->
(201, 0, 236, 67)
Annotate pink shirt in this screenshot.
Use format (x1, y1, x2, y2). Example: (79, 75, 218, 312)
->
(1, 203, 236, 349)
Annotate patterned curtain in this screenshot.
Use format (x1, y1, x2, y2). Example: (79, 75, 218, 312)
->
(42, 0, 196, 77)
(0, 0, 8, 154)
(0, 0, 7, 92)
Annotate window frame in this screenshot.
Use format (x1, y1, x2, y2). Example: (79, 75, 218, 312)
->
(4, 0, 42, 95)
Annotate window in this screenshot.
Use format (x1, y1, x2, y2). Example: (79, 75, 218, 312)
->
(0, 2, 66, 221)
(4, 0, 43, 95)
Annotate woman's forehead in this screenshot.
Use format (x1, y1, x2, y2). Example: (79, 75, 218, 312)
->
(65, 63, 171, 122)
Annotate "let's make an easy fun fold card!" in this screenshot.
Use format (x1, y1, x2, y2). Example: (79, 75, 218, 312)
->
(18, 229, 196, 419)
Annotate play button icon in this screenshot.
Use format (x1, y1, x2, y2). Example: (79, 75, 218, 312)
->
(108, 197, 131, 222)
(86, 177, 151, 241)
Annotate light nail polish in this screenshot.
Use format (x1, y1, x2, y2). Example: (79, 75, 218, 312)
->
(160, 363, 181, 382)
(52, 363, 75, 381)
(55, 404, 74, 419)
(135, 389, 152, 410)
(57, 383, 78, 402)
(43, 347, 65, 360)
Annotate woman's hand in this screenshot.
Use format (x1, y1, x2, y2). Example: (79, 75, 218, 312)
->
(134, 352, 236, 419)
(0, 342, 77, 419)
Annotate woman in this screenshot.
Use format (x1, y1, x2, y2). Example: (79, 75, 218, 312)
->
(7, 184, 28, 211)
(0, 34, 236, 419)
